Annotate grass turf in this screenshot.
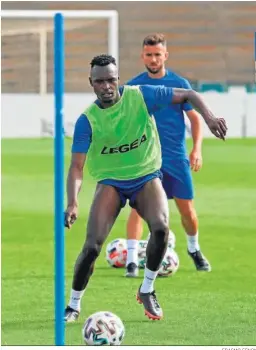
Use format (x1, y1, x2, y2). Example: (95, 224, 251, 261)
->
(1, 138, 256, 345)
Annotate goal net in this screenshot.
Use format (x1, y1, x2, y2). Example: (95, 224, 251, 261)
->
(1, 10, 118, 137)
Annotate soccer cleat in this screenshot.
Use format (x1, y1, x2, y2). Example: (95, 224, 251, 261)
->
(125, 263, 139, 278)
(136, 287, 163, 320)
(188, 250, 211, 271)
(64, 306, 80, 323)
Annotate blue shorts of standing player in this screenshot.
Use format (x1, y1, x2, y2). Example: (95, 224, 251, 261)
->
(161, 160, 193, 200)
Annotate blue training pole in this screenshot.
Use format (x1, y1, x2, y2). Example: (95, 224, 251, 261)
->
(54, 13, 65, 346)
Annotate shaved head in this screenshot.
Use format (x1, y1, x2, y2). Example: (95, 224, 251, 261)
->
(89, 55, 119, 108)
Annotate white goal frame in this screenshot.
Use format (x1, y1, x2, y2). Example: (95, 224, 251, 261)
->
(1, 10, 119, 94)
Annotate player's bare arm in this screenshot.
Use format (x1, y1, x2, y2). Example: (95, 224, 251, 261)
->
(186, 109, 203, 172)
(172, 88, 228, 140)
(65, 153, 87, 229)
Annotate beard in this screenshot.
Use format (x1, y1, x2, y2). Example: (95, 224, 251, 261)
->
(145, 64, 163, 74)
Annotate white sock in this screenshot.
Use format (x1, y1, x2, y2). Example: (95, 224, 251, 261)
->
(126, 239, 139, 266)
(187, 232, 200, 253)
(140, 268, 158, 293)
(68, 289, 85, 311)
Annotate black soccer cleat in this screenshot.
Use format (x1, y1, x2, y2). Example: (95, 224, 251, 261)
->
(136, 287, 163, 320)
(64, 306, 80, 323)
(125, 263, 139, 278)
(188, 250, 211, 271)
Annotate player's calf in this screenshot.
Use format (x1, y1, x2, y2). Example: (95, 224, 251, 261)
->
(136, 226, 168, 320)
(72, 243, 101, 290)
(66, 246, 100, 319)
(146, 224, 169, 271)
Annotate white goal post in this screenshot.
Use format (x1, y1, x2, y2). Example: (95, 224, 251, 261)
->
(1, 10, 119, 94)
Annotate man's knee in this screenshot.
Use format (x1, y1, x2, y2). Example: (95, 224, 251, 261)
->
(82, 241, 103, 262)
(149, 213, 169, 238)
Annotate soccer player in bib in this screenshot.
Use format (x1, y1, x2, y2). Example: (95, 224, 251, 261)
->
(124, 33, 217, 277)
(64, 54, 227, 321)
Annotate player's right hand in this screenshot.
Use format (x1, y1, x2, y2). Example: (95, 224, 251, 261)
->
(64, 205, 78, 229)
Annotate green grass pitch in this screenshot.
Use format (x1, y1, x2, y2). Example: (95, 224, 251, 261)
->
(1, 138, 256, 345)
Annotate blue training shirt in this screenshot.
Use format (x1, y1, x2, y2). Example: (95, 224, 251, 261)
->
(126, 69, 193, 166)
(72, 85, 173, 188)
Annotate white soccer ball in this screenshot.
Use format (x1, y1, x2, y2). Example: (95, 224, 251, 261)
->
(138, 240, 147, 269)
(106, 239, 127, 268)
(158, 248, 179, 277)
(147, 229, 176, 249)
(167, 229, 176, 249)
(82, 311, 125, 346)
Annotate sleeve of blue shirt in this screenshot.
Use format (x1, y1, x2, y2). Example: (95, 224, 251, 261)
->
(71, 114, 92, 153)
(181, 79, 193, 112)
(139, 85, 174, 115)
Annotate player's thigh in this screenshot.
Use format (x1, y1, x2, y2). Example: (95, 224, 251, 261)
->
(86, 184, 122, 245)
(134, 178, 169, 228)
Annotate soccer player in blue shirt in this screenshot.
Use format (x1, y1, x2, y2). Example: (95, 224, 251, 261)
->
(125, 33, 217, 277)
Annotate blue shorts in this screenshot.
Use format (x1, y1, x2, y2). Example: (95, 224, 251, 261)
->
(161, 159, 194, 200)
(99, 170, 162, 208)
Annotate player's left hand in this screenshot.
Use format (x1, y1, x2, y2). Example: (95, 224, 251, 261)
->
(189, 149, 202, 172)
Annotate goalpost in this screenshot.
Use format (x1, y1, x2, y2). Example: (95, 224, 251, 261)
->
(1, 10, 119, 94)
(1, 10, 119, 345)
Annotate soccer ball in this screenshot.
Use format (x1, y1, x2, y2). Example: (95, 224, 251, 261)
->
(138, 240, 147, 269)
(82, 311, 125, 346)
(106, 239, 127, 268)
(167, 229, 176, 249)
(158, 247, 179, 277)
(147, 229, 176, 249)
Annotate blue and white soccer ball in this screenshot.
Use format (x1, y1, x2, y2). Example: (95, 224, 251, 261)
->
(158, 247, 179, 277)
(82, 311, 125, 346)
